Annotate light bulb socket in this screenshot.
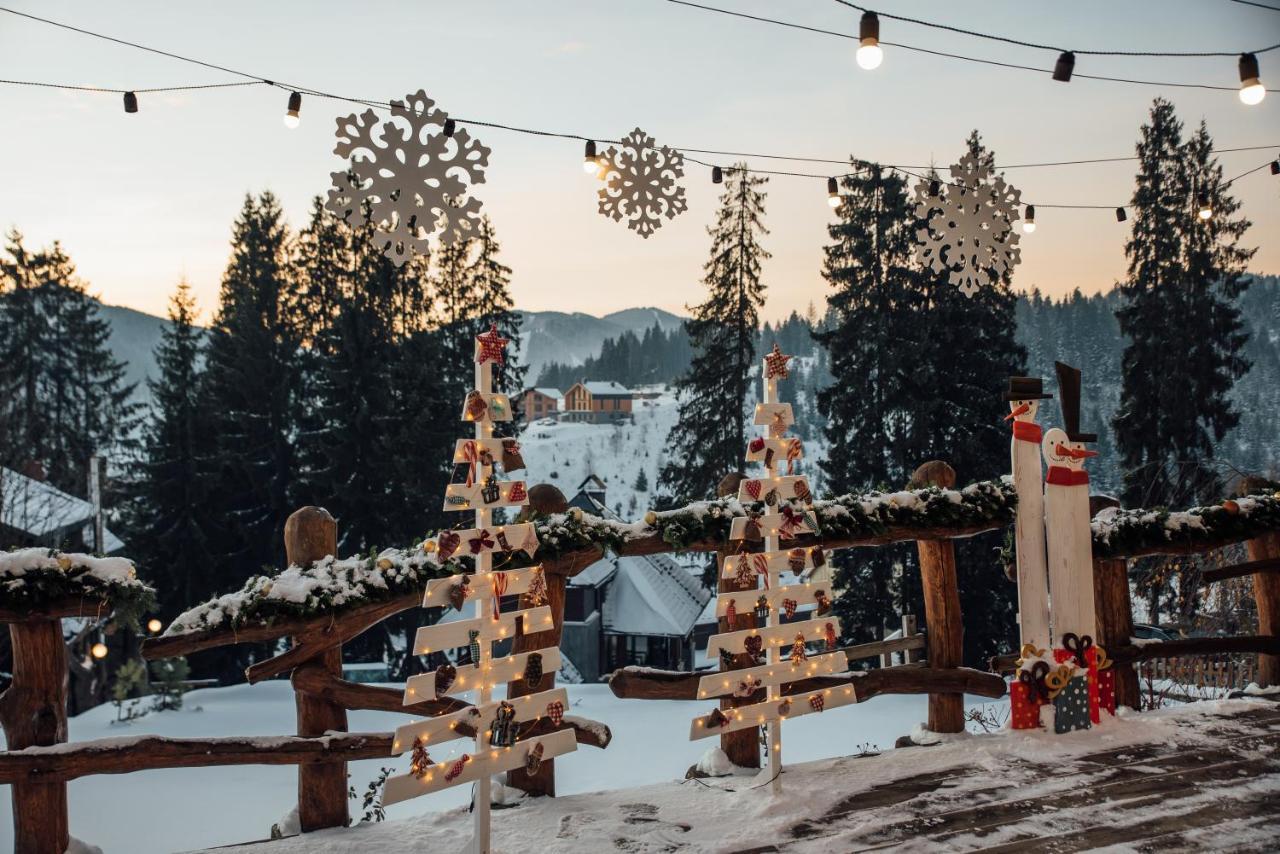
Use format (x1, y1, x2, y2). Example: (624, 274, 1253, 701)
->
(1271, 159, 1280, 176)
(929, 179, 940, 197)
(123, 91, 138, 113)
(1197, 190, 1209, 207)
(1240, 52, 1261, 85)
(584, 140, 597, 159)
(1025, 204, 1035, 223)
(827, 176, 839, 196)
(443, 118, 456, 137)
(287, 91, 302, 115)
(859, 11, 879, 45)
(1115, 206, 1127, 222)
(1053, 51, 1075, 83)
(712, 165, 723, 184)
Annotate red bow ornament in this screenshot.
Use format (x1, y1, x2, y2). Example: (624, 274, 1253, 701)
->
(469, 530, 495, 554)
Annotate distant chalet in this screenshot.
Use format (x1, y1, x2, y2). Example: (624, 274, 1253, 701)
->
(562, 381, 635, 424)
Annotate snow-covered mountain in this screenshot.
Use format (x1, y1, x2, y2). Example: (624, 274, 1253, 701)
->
(98, 303, 173, 403)
(518, 307, 684, 379)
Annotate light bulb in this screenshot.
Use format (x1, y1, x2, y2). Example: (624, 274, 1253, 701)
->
(1197, 192, 1212, 220)
(583, 140, 599, 174)
(1238, 53, 1265, 106)
(91, 642, 108, 659)
(147, 618, 163, 633)
(827, 176, 841, 208)
(857, 12, 882, 70)
(1023, 205, 1036, 233)
(284, 91, 301, 128)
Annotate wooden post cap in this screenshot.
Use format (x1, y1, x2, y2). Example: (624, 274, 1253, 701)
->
(284, 506, 337, 567)
(520, 484, 569, 518)
(1089, 494, 1121, 517)
(717, 472, 745, 498)
(909, 461, 956, 490)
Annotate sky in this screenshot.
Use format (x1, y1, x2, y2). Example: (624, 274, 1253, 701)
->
(0, 0, 1277, 323)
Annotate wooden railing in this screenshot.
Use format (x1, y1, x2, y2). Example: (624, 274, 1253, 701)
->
(2, 469, 1278, 853)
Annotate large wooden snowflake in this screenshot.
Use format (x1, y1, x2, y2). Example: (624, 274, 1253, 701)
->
(913, 152, 1022, 297)
(597, 128, 688, 238)
(325, 90, 491, 266)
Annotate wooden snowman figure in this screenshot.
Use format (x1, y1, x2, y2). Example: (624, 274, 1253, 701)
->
(1004, 376, 1053, 655)
(1041, 361, 1101, 732)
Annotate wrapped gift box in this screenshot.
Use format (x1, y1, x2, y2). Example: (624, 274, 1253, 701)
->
(1010, 680, 1044, 730)
(1053, 675, 1092, 734)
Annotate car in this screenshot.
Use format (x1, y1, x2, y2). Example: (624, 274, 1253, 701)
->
(1132, 623, 1176, 642)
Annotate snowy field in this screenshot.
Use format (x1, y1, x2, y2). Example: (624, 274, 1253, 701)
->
(0, 680, 1004, 852)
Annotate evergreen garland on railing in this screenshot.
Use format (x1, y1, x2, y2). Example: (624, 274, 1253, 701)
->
(0, 548, 155, 626)
(1090, 491, 1280, 558)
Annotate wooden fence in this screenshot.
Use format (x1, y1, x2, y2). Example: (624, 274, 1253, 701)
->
(1, 466, 1278, 853)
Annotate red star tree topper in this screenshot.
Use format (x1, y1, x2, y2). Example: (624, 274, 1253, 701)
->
(764, 343, 791, 380)
(476, 323, 509, 365)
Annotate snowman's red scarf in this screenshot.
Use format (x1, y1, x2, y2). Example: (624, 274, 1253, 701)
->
(1012, 421, 1042, 444)
(1046, 466, 1089, 487)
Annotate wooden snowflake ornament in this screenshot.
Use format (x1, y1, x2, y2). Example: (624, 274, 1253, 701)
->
(325, 89, 491, 266)
(597, 127, 688, 238)
(912, 151, 1022, 297)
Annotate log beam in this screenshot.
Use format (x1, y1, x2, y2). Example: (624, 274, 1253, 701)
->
(1110, 635, 1280, 665)
(0, 597, 113, 623)
(1245, 532, 1280, 687)
(1093, 555, 1140, 710)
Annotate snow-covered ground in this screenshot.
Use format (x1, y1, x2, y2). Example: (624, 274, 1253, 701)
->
(0, 680, 1004, 852)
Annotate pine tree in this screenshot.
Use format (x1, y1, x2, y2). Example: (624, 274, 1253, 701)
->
(659, 165, 769, 503)
(1114, 99, 1253, 511)
(468, 216, 525, 412)
(125, 281, 219, 616)
(200, 193, 300, 621)
(816, 163, 923, 644)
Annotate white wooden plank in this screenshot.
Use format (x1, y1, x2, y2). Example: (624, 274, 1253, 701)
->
(689, 682, 858, 740)
(383, 728, 577, 806)
(746, 436, 803, 465)
(736, 475, 813, 506)
(1010, 411, 1051, 651)
(391, 687, 569, 754)
(704, 617, 842, 661)
(728, 510, 818, 542)
(451, 438, 507, 463)
(403, 647, 562, 703)
(412, 606, 554, 655)
(422, 564, 544, 609)
(695, 652, 846, 699)
(443, 480, 530, 513)
(721, 549, 830, 581)
(752, 402, 794, 428)
(460, 391, 513, 423)
(713, 582, 834, 619)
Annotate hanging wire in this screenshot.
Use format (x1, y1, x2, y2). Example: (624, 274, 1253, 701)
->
(0, 78, 263, 94)
(1228, 0, 1280, 11)
(830, 0, 1280, 57)
(663, 0, 1279, 92)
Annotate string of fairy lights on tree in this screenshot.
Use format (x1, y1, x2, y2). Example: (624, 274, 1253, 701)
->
(0, 3, 1277, 231)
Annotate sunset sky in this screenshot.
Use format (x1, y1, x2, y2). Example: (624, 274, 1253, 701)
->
(1, 0, 1277, 322)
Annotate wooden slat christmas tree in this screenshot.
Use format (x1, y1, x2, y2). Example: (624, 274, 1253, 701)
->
(693, 344, 850, 793)
(383, 325, 576, 853)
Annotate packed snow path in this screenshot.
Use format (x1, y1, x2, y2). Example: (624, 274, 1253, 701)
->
(194, 697, 1280, 853)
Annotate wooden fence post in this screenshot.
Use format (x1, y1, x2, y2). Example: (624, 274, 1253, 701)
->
(910, 461, 964, 734)
(507, 484, 571, 796)
(715, 472, 761, 769)
(1089, 495, 1140, 710)
(285, 506, 348, 832)
(1, 619, 70, 854)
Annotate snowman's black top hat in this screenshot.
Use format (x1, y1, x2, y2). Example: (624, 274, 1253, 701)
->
(1002, 376, 1053, 401)
(1054, 361, 1097, 443)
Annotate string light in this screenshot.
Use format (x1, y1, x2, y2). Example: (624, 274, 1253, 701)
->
(147, 618, 163, 633)
(856, 11, 883, 70)
(1115, 206, 1127, 222)
(1052, 51, 1075, 83)
(1023, 204, 1036, 233)
(91, 641, 108, 659)
(712, 165, 723, 184)
(283, 90, 301, 128)
(1197, 191, 1213, 219)
(123, 90, 137, 113)
(1239, 53, 1266, 104)
(827, 176, 841, 207)
(582, 140, 599, 174)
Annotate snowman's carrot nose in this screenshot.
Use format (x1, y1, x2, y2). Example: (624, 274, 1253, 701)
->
(1055, 443, 1097, 460)
(1004, 403, 1031, 421)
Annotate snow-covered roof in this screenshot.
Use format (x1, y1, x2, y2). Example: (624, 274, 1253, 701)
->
(580, 381, 632, 397)
(528, 387, 563, 400)
(1, 467, 125, 554)
(602, 553, 711, 637)
(568, 557, 616, 588)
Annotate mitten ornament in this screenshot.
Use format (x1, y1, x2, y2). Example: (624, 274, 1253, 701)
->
(465, 391, 488, 421)
(524, 741, 545, 775)
(744, 635, 765, 665)
(814, 590, 831, 616)
(793, 479, 811, 502)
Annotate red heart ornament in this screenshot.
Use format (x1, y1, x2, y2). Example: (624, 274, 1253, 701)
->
(744, 635, 764, 661)
(437, 531, 461, 561)
(545, 700, 565, 726)
(809, 694, 825, 713)
(745, 480, 762, 500)
(783, 598, 798, 620)
(508, 481, 528, 503)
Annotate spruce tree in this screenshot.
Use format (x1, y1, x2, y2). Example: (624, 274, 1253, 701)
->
(659, 165, 769, 503)
(126, 281, 219, 616)
(1114, 100, 1253, 511)
(200, 193, 300, 613)
(815, 163, 922, 644)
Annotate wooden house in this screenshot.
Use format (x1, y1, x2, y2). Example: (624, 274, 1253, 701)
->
(562, 381, 634, 423)
(519, 387, 562, 422)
